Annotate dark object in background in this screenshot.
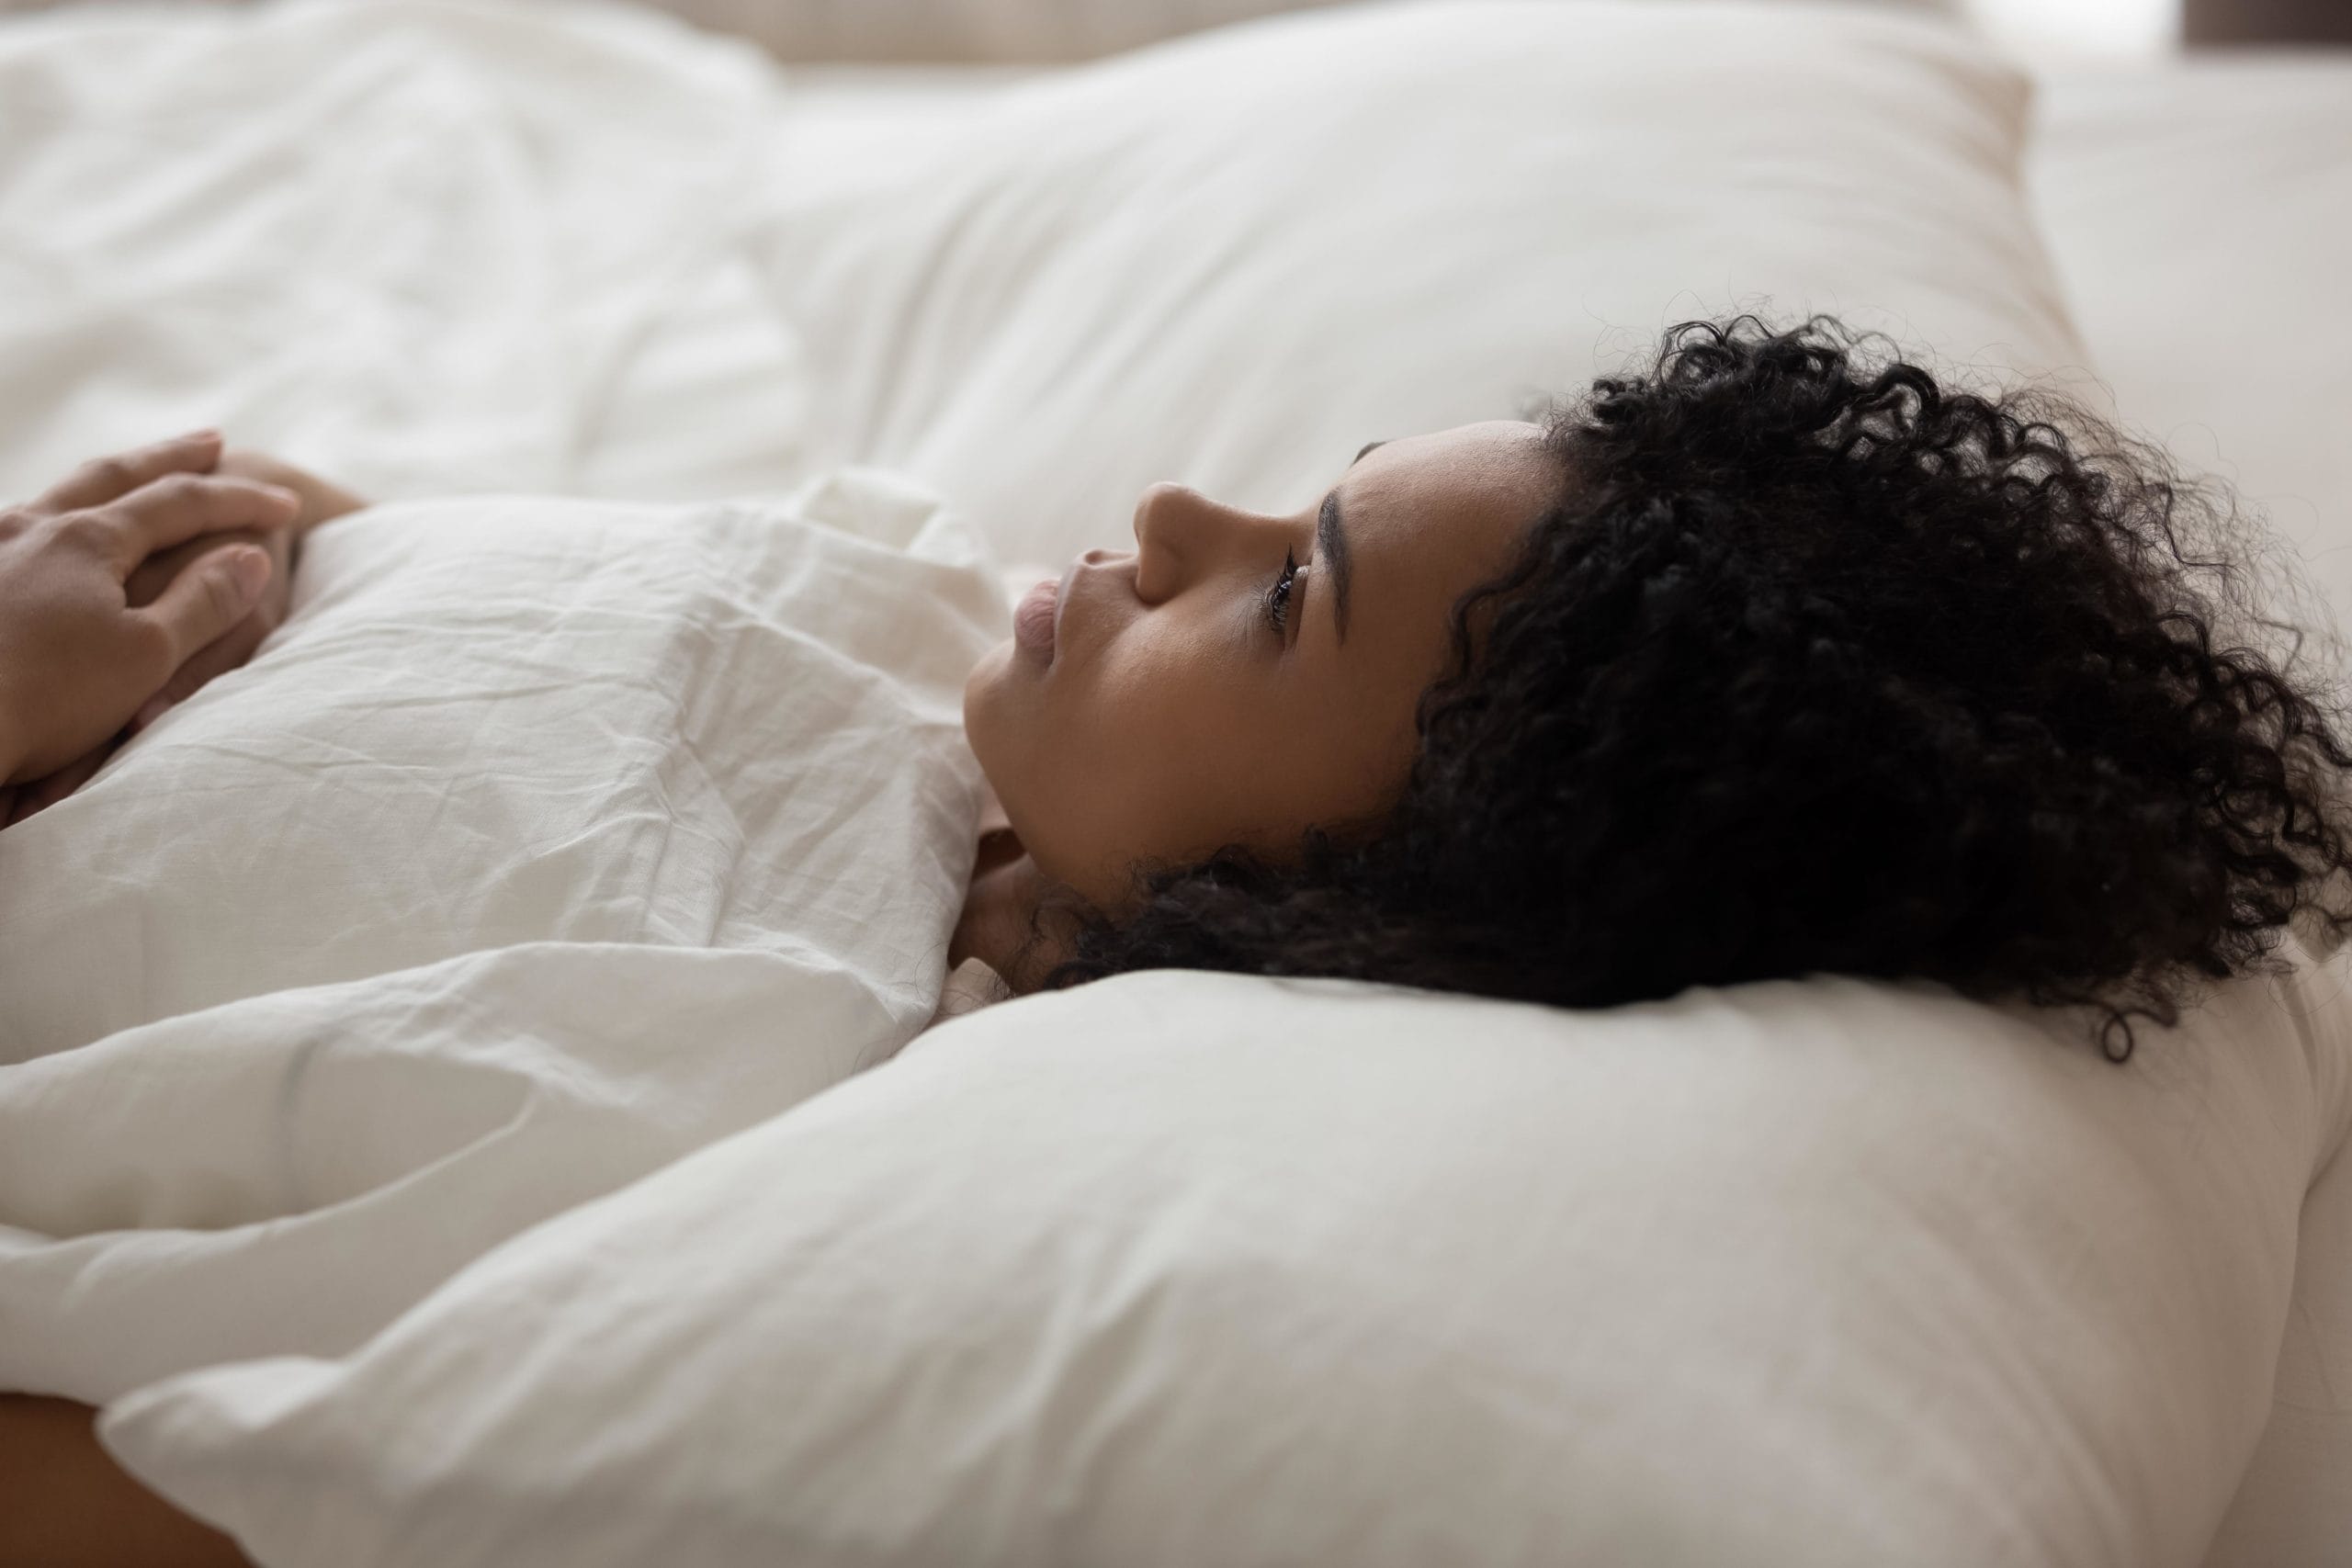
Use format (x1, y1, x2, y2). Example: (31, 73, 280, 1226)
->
(2184, 0, 2352, 45)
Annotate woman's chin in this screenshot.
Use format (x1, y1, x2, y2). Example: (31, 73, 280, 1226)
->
(962, 638, 1022, 763)
(965, 637, 1017, 705)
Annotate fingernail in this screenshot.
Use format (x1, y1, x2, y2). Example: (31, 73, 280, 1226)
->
(184, 427, 221, 443)
(228, 545, 272, 601)
(132, 695, 171, 732)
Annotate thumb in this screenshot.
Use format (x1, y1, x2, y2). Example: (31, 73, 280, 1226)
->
(139, 544, 271, 669)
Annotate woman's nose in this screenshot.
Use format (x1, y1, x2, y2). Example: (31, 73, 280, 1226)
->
(1131, 480, 1232, 604)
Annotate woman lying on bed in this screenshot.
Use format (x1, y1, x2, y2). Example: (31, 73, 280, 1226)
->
(6, 312, 2352, 1565)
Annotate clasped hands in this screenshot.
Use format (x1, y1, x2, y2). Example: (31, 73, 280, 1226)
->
(0, 429, 362, 826)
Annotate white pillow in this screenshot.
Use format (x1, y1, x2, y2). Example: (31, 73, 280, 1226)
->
(632, 0, 1961, 63)
(103, 937, 2352, 1567)
(2203, 1130, 2352, 1568)
(0, 468, 1010, 1401)
(747, 0, 2097, 570)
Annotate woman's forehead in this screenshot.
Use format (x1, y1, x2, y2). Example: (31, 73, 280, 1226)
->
(1306, 423, 1554, 672)
(1345, 421, 1555, 541)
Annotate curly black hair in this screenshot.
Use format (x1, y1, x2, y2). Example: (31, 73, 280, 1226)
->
(1035, 313, 2352, 1059)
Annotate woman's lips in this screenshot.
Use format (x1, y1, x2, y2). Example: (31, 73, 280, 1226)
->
(1013, 577, 1059, 663)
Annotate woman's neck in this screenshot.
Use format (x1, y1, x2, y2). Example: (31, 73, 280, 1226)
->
(951, 827, 1061, 993)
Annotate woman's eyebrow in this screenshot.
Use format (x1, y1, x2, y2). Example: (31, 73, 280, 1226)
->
(1316, 442, 1378, 646)
(1317, 490, 1353, 645)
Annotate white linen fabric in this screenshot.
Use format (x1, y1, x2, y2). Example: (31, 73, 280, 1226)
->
(744, 0, 2100, 570)
(0, 466, 1007, 1401)
(2028, 58, 2352, 633)
(623, 0, 1962, 64)
(2025, 60, 2352, 1568)
(2204, 1140, 2352, 1568)
(0, 0, 817, 509)
(104, 936, 2352, 1568)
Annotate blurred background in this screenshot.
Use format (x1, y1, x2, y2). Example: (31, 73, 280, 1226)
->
(1967, 0, 2350, 59)
(2, 0, 2349, 61)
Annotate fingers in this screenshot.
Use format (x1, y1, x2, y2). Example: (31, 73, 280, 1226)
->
(102, 473, 300, 569)
(122, 527, 268, 611)
(216, 446, 372, 533)
(135, 545, 273, 671)
(141, 608, 270, 717)
(33, 429, 223, 515)
(4, 741, 115, 828)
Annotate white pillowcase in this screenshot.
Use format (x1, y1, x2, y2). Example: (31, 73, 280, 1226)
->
(2205, 1131, 2352, 1568)
(103, 936, 2352, 1568)
(633, 0, 1961, 63)
(0, 469, 1009, 1401)
(748, 0, 2096, 570)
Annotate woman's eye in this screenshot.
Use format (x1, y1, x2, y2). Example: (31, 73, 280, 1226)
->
(1263, 549, 1299, 637)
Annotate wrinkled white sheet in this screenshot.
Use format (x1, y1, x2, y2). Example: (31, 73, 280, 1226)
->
(0, 0, 820, 507)
(0, 468, 1007, 1403)
(0, 0, 1018, 1400)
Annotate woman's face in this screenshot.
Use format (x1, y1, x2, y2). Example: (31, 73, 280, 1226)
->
(964, 420, 1559, 907)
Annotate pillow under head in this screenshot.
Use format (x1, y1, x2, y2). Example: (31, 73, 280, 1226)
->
(749, 0, 2096, 569)
(643, 0, 1965, 64)
(99, 941, 2352, 1567)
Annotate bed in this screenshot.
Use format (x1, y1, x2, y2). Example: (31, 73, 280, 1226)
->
(2, 1, 2348, 1562)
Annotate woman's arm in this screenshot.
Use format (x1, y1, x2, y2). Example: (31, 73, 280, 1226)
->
(0, 1395, 252, 1567)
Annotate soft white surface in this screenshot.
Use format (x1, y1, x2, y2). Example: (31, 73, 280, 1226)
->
(2205, 1140, 2352, 1568)
(0, 0, 820, 507)
(105, 942, 2352, 1568)
(625, 0, 1961, 63)
(744, 0, 2098, 571)
(635, 0, 1370, 62)
(0, 466, 1005, 1401)
(2024, 62, 2352, 1567)
(2030, 59, 2352, 637)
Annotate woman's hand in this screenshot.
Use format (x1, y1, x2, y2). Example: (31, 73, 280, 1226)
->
(0, 430, 299, 805)
(119, 446, 370, 731)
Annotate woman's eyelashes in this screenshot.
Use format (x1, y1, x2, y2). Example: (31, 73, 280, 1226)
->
(1264, 548, 1301, 638)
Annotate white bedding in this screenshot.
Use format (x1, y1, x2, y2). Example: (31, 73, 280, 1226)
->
(2023, 59, 2352, 1568)
(743, 0, 2099, 572)
(0, 469, 1005, 1401)
(2028, 56, 2352, 641)
(0, 0, 823, 508)
(90, 946, 2352, 1568)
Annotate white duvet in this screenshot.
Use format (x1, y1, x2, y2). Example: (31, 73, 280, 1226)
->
(0, 0, 820, 510)
(0, 468, 1007, 1403)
